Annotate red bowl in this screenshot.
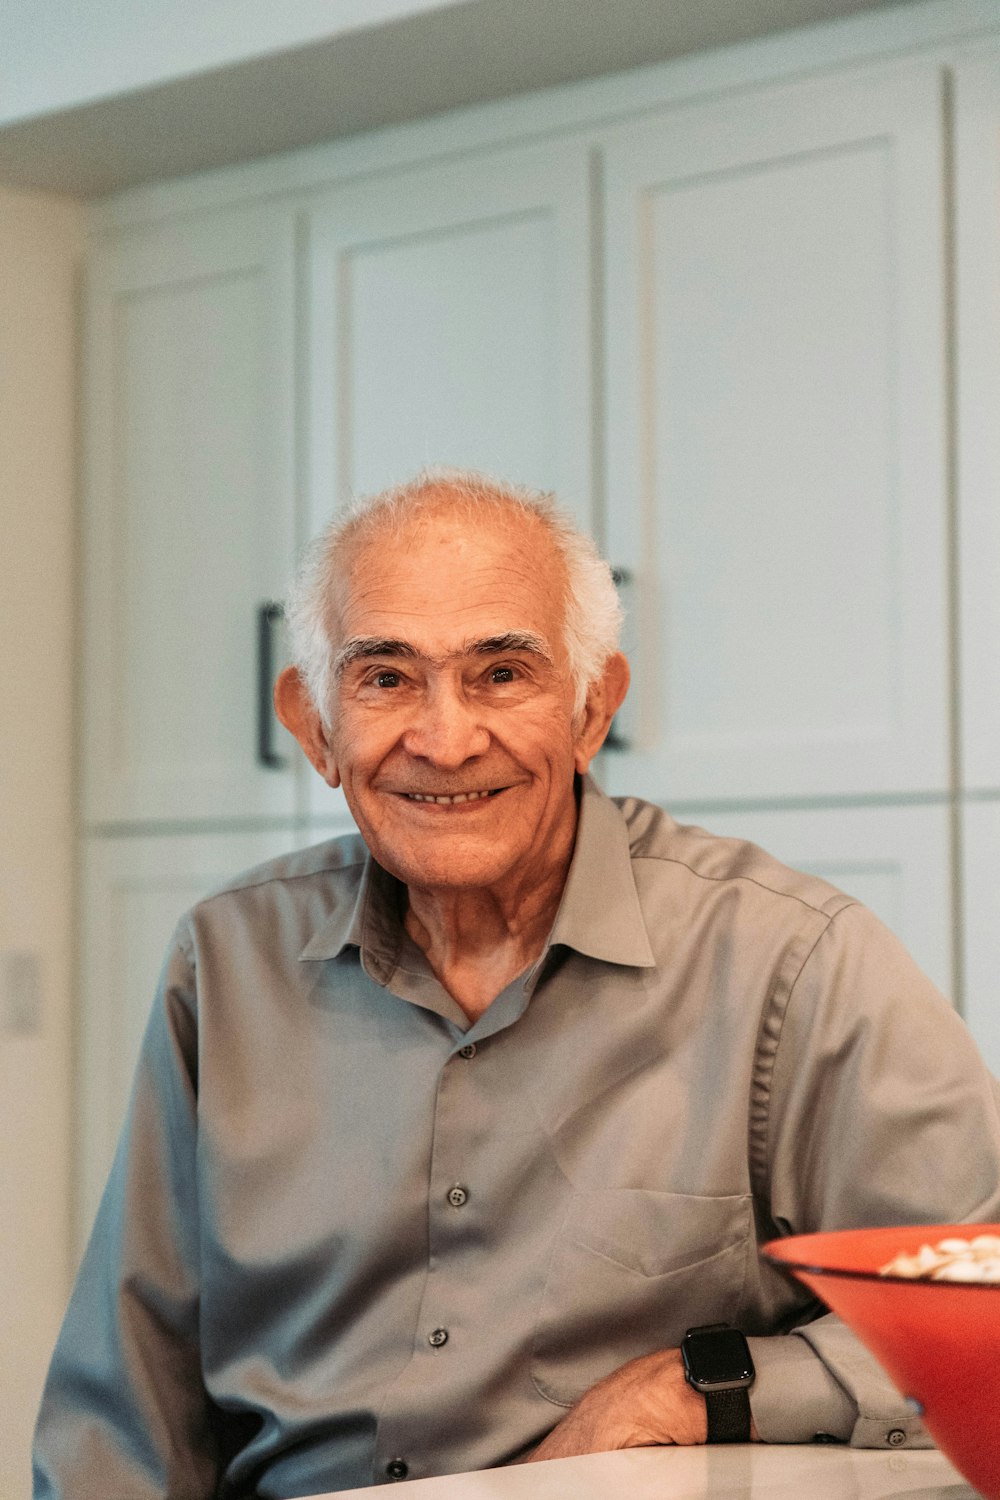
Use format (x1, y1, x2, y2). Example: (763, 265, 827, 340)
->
(763, 1224, 1000, 1499)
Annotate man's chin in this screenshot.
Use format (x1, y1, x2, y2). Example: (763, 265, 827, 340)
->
(370, 836, 517, 894)
(391, 857, 515, 894)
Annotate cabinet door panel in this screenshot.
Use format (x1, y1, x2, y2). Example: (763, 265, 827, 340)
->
(303, 141, 593, 819)
(961, 800, 1000, 1078)
(603, 65, 949, 803)
(674, 802, 954, 1000)
(306, 141, 591, 517)
(77, 831, 301, 1251)
(955, 52, 1000, 792)
(82, 206, 299, 823)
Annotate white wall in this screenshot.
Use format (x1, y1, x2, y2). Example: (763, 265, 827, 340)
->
(0, 184, 83, 1500)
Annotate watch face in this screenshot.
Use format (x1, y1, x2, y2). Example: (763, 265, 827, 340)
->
(683, 1328, 754, 1388)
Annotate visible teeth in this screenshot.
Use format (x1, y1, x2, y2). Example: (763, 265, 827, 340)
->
(406, 790, 494, 804)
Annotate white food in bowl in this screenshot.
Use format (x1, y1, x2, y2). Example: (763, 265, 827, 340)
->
(879, 1233, 1000, 1282)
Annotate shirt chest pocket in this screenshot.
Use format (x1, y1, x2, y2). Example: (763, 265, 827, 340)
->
(531, 1188, 753, 1408)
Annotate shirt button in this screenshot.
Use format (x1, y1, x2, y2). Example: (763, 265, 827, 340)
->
(447, 1185, 469, 1208)
(428, 1327, 449, 1347)
(458, 1043, 477, 1058)
(386, 1458, 408, 1479)
(886, 1429, 906, 1447)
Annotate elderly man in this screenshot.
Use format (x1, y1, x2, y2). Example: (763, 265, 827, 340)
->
(35, 471, 1000, 1497)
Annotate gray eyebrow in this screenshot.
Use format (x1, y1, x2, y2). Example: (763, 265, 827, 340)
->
(333, 638, 418, 677)
(468, 632, 553, 663)
(333, 630, 553, 678)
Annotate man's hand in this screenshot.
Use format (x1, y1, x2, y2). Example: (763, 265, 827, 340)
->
(523, 1348, 705, 1462)
(522, 1347, 759, 1463)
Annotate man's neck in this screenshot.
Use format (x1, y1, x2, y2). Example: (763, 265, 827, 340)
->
(402, 865, 568, 1023)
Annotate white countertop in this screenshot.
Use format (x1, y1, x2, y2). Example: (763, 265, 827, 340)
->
(305, 1445, 976, 1499)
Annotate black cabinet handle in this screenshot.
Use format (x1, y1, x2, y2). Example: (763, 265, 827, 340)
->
(605, 567, 632, 752)
(257, 601, 287, 769)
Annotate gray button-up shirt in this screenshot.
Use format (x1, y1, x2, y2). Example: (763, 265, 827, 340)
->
(34, 778, 1000, 1497)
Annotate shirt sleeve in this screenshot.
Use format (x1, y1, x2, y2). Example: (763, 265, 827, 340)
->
(747, 1316, 926, 1446)
(749, 901, 1000, 1449)
(32, 927, 223, 1500)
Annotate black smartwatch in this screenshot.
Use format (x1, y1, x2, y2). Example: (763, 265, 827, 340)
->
(681, 1323, 755, 1443)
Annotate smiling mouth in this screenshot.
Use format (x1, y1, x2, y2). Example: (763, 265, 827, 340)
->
(400, 788, 506, 805)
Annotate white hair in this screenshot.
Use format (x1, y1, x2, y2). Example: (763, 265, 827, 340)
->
(285, 468, 623, 726)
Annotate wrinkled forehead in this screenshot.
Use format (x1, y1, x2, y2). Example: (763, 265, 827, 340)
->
(328, 504, 569, 654)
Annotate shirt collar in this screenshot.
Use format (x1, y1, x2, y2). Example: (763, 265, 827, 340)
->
(299, 774, 654, 973)
(299, 855, 399, 972)
(546, 773, 655, 968)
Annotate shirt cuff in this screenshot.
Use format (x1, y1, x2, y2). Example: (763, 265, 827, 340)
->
(747, 1323, 934, 1449)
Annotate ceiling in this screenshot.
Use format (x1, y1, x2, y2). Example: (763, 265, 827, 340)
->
(0, 0, 913, 199)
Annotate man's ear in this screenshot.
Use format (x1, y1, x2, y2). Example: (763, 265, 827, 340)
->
(573, 651, 630, 774)
(274, 666, 341, 788)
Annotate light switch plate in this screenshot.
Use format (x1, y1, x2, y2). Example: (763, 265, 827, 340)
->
(1, 951, 42, 1035)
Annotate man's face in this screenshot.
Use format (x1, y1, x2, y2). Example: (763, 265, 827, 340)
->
(319, 508, 595, 898)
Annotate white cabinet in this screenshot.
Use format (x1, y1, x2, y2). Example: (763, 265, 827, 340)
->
(76, 830, 300, 1249)
(951, 53, 1000, 1076)
(302, 139, 594, 819)
(955, 50, 1000, 794)
(81, 143, 596, 829)
(81, 203, 300, 825)
(601, 64, 951, 805)
(675, 801, 955, 1000)
(304, 140, 594, 525)
(962, 799, 1000, 1077)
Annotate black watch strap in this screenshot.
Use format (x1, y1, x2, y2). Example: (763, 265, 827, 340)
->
(704, 1385, 752, 1443)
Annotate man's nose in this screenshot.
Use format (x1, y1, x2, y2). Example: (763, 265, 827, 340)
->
(401, 684, 490, 766)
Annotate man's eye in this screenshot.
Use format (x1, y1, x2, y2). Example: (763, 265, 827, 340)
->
(374, 670, 400, 689)
(489, 666, 516, 684)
